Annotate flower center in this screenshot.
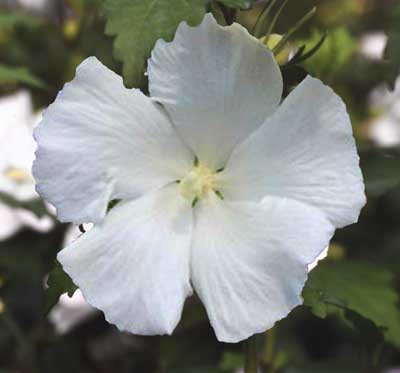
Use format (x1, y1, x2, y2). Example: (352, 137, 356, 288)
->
(4, 167, 32, 184)
(180, 164, 217, 202)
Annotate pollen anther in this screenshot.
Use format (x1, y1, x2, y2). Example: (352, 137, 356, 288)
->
(180, 164, 217, 202)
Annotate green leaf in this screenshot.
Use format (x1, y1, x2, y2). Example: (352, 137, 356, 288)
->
(0, 64, 45, 88)
(303, 261, 400, 347)
(299, 28, 356, 78)
(283, 32, 327, 68)
(45, 261, 77, 313)
(384, 5, 400, 89)
(103, 0, 207, 88)
(0, 192, 49, 218)
(219, 351, 243, 371)
(0, 10, 40, 32)
(359, 146, 400, 197)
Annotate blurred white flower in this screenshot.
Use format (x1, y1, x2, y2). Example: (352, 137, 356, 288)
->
(34, 14, 365, 342)
(16, 0, 47, 11)
(48, 289, 96, 335)
(0, 204, 21, 239)
(368, 77, 400, 147)
(0, 91, 53, 240)
(359, 32, 387, 60)
(361, 31, 400, 147)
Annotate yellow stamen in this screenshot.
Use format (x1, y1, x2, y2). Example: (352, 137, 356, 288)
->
(180, 165, 216, 202)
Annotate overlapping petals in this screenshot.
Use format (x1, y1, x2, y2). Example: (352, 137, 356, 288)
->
(33, 58, 193, 224)
(58, 184, 193, 335)
(218, 76, 366, 228)
(191, 193, 334, 342)
(34, 13, 365, 343)
(148, 14, 283, 169)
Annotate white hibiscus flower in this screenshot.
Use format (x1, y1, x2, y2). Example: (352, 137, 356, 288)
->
(368, 76, 400, 147)
(33, 14, 366, 343)
(359, 32, 387, 61)
(0, 91, 53, 240)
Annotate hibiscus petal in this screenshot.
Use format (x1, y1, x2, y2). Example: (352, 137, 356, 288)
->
(58, 184, 193, 336)
(218, 76, 366, 228)
(191, 193, 334, 343)
(33, 57, 193, 224)
(148, 13, 283, 169)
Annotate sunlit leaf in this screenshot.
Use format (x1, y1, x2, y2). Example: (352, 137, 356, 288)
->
(299, 28, 356, 78)
(103, 0, 207, 88)
(303, 261, 400, 347)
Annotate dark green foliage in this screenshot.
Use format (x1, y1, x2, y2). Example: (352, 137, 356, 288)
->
(303, 261, 400, 347)
(45, 261, 77, 313)
(384, 5, 400, 89)
(360, 147, 400, 197)
(103, 0, 207, 88)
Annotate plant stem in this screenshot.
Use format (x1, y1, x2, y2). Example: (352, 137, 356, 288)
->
(262, 328, 276, 373)
(265, 328, 275, 363)
(244, 335, 259, 373)
(217, 2, 237, 25)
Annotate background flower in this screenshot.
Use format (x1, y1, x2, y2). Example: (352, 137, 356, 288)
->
(0, 91, 53, 239)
